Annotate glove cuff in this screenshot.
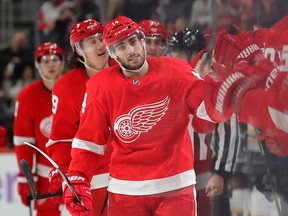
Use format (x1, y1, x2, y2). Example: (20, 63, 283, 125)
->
(62, 172, 90, 192)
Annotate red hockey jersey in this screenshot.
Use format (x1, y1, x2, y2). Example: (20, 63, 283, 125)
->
(69, 57, 213, 195)
(14, 80, 53, 178)
(46, 68, 111, 189)
(237, 29, 288, 156)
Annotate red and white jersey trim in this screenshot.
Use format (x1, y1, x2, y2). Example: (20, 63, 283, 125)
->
(36, 163, 52, 178)
(72, 138, 106, 155)
(13, 136, 36, 146)
(196, 102, 215, 122)
(46, 138, 74, 148)
(107, 169, 196, 195)
(90, 173, 109, 190)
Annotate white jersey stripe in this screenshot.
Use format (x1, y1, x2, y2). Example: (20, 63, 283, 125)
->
(13, 136, 35, 146)
(46, 138, 74, 148)
(36, 163, 52, 178)
(90, 173, 109, 190)
(107, 169, 196, 195)
(72, 138, 106, 155)
(268, 106, 288, 133)
(196, 101, 216, 122)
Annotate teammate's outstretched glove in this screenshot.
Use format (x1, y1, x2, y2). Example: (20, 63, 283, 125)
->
(63, 173, 93, 216)
(49, 166, 68, 204)
(17, 173, 38, 206)
(214, 25, 264, 69)
(203, 63, 246, 122)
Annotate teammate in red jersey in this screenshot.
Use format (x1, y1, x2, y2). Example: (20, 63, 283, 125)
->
(14, 42, 64, 216)
(203, 16, 288, 157)
(138, 19, 168, 57)
(46, 19, 113, 216)
(62, 16, 214, 216)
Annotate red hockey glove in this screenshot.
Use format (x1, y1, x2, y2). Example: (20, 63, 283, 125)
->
(0, 126, 7, 148)
(63, 173, 93, 216)
(203, 63, 244, 122)
(48, 166, 68, 204)
(214, 26, 263, 69)
(17, 173, 38, 206)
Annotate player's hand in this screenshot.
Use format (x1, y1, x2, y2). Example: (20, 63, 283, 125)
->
(0, 125, 7, 148)
(214, 26, 263, 69)
(17, 173, 37, 206)
(48, 166, 68, 204)
(63, 173, 93, 216)
(205, 173, 224, 197)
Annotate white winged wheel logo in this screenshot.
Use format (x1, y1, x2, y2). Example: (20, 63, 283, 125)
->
(114, 96, 170, 143)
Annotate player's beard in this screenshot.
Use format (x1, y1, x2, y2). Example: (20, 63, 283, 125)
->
(121, 54, 145, 71)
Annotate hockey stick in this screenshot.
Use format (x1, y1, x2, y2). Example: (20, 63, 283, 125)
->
(23, 142, 87, 209)
(28, 195, 33, 216)
(20, 159, 62, 200)
(255, 129, 281, 215)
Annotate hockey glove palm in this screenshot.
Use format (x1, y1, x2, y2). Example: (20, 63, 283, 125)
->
(63, 173, 93, 216)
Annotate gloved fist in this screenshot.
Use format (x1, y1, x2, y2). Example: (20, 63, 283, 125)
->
(63, 173, 93, 216)
(214, 25, 263, 69)
(49, 166, 68, 204)
(203, 63, 245, 122)
(17, 173, 38, 206)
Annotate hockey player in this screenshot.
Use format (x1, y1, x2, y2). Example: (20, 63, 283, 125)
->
(138, 19, 168, 57)
(46, 19, 113, 216)
(168, 27, 209, 75)
(203, 19, 288, 157)
(62, 16, 215, 216)
(14, 42, 64, 216)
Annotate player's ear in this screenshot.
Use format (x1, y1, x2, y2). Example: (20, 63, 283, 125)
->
(75, 43, 83, 56)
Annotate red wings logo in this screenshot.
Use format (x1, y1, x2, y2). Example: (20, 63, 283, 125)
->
(114, 97, 170, 143)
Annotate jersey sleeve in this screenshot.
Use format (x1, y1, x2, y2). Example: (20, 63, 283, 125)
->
(13, 91, 36, 172)
(69, 81, 110, 180)
(183, 62, 216, 132)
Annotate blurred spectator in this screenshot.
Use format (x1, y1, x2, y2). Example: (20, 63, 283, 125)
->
(238, 0, 256, 30)
(105, 0, 124, 22)
(123, 0, 159, 22)
(54, 6, 78, 55)
(174, 17, 188, 32)
(38, 0, 74, 42)
(189, 0, 213, 31)
(74, 0, 100, 21)
(0, 31, 34, 81)
(162, 0, 193, 24)
(258, 0, 285, 28)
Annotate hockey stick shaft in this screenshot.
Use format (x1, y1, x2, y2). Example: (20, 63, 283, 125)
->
(23, 142, 86, 208)
(20, 159, 62, 200)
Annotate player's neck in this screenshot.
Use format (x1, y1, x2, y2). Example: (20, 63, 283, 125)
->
(122, 60, 149, 78)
